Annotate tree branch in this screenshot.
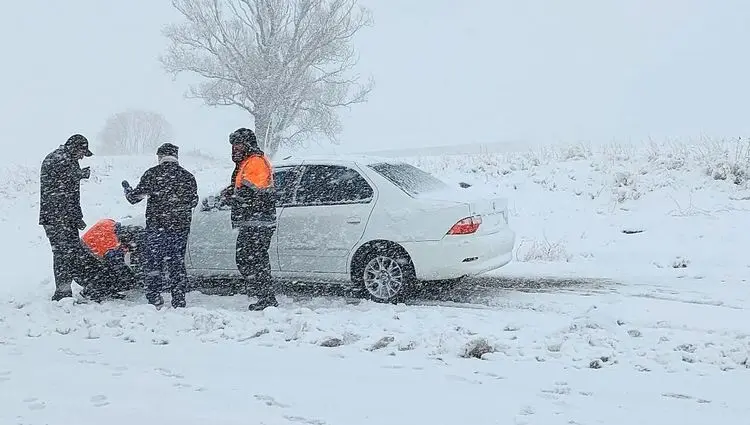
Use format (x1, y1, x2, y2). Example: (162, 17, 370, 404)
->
(161, 0, 373, 156)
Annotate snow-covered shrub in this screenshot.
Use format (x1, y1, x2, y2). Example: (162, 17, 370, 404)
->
(515, 237, 572, 262)
(695, 137, 750, 185)
(0, 164, 38, 199)
(645, 139, 690, 171)
(601, 142, 637, 163)
(671, 256, 690, 268)
(461, 337, 495, 359)
(560, 143, 592, 161)
(611, 167, 641, 203)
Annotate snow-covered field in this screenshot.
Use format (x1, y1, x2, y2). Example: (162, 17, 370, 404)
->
(1, 139, 750, 424)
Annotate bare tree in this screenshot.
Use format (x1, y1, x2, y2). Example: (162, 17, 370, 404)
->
(97, 110, 174, 155)
(160, 0, 374, 157)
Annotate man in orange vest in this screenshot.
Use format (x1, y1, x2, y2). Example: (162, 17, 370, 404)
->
(79, 219, 136, 300)
(82, 218, 122, 258)
(224, 127, 278, 311)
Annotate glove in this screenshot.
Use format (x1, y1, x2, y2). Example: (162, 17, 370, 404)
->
(122, 180, 131, 194)
(77, 219, 86, 230)
(80, 167, 91, 180)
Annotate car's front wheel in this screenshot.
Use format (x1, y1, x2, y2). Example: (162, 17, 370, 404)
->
(354, 243, 415, 303)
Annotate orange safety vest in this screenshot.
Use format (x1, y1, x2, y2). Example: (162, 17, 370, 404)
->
(81, 219, 122, 257)
(234, 154, 273, 190)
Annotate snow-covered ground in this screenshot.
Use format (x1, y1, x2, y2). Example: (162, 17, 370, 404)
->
(1, 139, 750, 424)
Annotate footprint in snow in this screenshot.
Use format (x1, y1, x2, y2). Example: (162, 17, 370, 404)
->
(662, 392, 710, 403)
(90, 395, 110, 407)
(255, 394, 291, 408)
(380, 364, 405, 370)
(173, 382, 193, 389)
(283, 415, 326, 425)
(539, 382, 571, 398)
(0, 370, 10, 382)
(154, 368, 184, 379)
(110, 365, 128, 377)
(478, 371, 506, 380)
(518, 405, 535, 416)
(446, 374, 483, 385)
(23, 397, 46, 410)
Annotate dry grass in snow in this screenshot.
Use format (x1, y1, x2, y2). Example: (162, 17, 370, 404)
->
(398, 137, 750, 279)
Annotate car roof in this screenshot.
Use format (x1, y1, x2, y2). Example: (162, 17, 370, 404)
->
(273, 154, 402, 168)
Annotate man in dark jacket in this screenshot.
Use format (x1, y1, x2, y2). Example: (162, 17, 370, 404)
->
(39, 134, 94, 301)
(222, 128, 278, 311)
(122, 143, 198, 309)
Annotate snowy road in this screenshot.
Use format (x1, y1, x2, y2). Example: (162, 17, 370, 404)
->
(193, 274, 617, 305)
(2, 273, 749, 424)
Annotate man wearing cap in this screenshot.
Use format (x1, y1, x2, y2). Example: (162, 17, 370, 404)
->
(122, 143, 199, 309)
(39, 134, 95, 301)
(222, 127, 279, 311)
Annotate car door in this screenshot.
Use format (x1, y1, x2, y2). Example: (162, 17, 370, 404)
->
(276, 163, 376, 275)
(188, 165, 301, 272)
(188, 190, 235, 271)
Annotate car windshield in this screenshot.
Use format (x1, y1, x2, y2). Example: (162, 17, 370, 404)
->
(369, 162, 449, 196)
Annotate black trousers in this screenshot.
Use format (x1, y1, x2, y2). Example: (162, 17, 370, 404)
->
(102, 248, 136, 292)
(143, 228, 190, 306)
(81, 248, 136, 296)
(235, 225, 275, 299)
(43, 224, 89, 293)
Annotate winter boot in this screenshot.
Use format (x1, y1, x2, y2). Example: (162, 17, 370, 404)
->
(147, 294, 165, 310)
(51, 290, 73, 301)
(109, 291, 127, 300)
(80, 286, 106, 303)
(248, 296, 278, 311)
(171, 293, 186, 308)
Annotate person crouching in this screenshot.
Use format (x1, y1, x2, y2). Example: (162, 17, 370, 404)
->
(80, 218, 138, 296)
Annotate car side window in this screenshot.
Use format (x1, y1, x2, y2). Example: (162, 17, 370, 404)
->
(294, 165, 373, 206)
(201, 166, 300, 211)
(273, 167, 300, 207)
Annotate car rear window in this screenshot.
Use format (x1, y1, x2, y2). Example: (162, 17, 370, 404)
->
(369, 162, 449, 196)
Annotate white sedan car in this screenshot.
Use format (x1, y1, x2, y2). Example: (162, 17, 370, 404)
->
(120, 155, 515, 302)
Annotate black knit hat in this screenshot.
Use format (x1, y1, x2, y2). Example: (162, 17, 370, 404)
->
(156, 142, 179, 158)
(229, 128, 257, 147)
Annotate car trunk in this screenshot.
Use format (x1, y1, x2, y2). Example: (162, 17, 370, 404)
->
(415, 188, 509, 236)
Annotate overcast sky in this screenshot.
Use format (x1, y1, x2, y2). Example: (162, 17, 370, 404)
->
(1, 0, 749, 161)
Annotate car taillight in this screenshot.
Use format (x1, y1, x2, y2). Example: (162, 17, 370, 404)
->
(447, 215, 482, 235)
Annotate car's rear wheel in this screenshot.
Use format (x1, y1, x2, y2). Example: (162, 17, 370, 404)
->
(353, 243, 415, 303)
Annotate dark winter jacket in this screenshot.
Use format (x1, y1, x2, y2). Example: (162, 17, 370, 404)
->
(125, 159, 199, 232)
(228, 148, 277, 228)
(39, 145, 86, 226)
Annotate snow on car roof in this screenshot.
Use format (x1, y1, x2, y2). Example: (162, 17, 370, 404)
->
(273, 154, 401, 167)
